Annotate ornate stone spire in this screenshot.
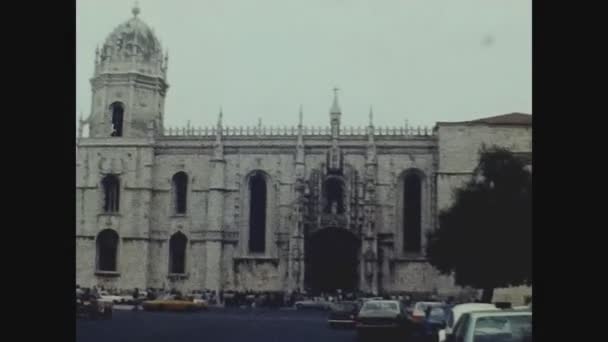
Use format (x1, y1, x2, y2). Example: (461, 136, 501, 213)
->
(132, 1, 141, 18)
(330, 87, 341, 137)
(330, 87, 341, 114)
(295, 106, 306, 180)
(366, 106, 377, 165)
(213, 108, 224, 159)
(297, 105, 304, 146)
(78, 111, 84, 138)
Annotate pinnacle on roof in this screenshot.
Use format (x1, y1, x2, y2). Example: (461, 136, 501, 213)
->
(330, 87, 341, 114)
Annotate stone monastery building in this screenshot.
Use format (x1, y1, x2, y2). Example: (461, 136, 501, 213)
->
(76, 6, 532, 296)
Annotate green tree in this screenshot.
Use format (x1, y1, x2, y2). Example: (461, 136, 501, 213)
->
(427, 146, 531, 302)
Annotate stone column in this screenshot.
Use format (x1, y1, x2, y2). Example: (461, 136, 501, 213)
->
(205, 158, 225, 293)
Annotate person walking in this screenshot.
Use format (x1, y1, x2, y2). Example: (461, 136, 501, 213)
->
(132, 288, 140, 311)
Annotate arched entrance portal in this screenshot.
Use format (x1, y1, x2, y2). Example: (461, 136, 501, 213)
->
(305, 227, 360, 294)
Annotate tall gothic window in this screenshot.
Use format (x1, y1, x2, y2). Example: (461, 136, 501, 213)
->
(97, 229, 119, 272)
(169, 232, 187, 274)
(249, 173, 267, 253)
(403, 172, 422, 252)
(172, 172, 188, 214)
(102, 175, 120, 213)
(324, 177, 345, 214)
(109, 102, 124, 137)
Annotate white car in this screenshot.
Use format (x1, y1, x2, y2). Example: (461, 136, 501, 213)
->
(99, 291, 123, 304)
(438, 303, 498, 342)
(441, 310, 532, 342)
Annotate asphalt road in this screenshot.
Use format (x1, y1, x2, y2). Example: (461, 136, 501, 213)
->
(76, 307, 416, 342)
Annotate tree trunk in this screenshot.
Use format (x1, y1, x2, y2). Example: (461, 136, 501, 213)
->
(481, 287, 494, 303)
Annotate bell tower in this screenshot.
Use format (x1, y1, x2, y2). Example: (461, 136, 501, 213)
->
(87, 4, 169, 138)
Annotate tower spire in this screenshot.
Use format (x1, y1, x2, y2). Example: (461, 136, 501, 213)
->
(132, 1, 141, 18)
(295, 106, 306, 179)
(217, 107, 223, 128)
(214, 107, 224, 159)
(330, 87, 341, 114)
(366, 106, 377, 164)
(297, 106, 304, 147)
(298, 105, 303, 127)
(78, 111, 84, 138)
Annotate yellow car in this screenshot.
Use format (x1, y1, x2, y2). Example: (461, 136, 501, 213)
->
(142, 294, 208, 312)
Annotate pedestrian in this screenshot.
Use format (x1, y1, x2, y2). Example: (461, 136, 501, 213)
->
(132, 288, 140, 311)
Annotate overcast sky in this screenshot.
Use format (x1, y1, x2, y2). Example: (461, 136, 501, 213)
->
(77, 0, 531, 130)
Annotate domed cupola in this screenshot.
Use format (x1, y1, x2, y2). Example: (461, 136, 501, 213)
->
(86, 3, 169, 139)
(95, 4, 167, 78)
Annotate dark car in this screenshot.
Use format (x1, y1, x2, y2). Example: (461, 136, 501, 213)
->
(327, 301, 360, 329)
(355, 300, 409, 340)
(422, 306, 448, 340)
(76, 292, 113, 319)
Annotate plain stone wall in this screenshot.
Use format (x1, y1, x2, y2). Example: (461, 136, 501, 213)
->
(493, 285, 532, 306)
(387, 261, 461, 294)
(76, 237, 96, 287)
(119, 240, 149, 289)
(437, 124, 532, 211)
(234, 261, 282, 291)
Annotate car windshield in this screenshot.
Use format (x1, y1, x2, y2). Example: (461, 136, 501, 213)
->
(361, 302, 399, 312)
(473, 315, 532, 342)
(428, 307, 447, 320)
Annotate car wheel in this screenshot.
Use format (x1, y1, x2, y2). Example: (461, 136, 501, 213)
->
(295, 304, 302, 310)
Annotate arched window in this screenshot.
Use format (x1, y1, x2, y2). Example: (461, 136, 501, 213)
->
(109, 102, 124, 137)
(169, 232, 187, 274)
(172, 172, 188, 214)
(249, 173, 267, 253)
(102, 175, 120, 213)
(324, 177, 345, 214)
(97, 229, 119, 272)
(403, 172, 422, 252)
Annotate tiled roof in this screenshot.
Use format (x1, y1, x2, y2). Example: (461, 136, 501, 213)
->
(437, 113, 532, 126)
(468, 113, 532, 125)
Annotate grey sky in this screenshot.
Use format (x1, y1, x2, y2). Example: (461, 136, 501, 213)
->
(77, 0, 531, 130)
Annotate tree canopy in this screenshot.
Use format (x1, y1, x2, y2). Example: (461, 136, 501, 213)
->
(426, 146, 531, 302)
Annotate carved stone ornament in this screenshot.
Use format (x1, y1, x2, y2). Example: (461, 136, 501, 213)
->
(99, 157, 125, 175)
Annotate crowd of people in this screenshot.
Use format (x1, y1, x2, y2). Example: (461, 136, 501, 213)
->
(77, 284, 483, 310)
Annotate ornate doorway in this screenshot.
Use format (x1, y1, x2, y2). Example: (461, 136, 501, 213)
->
(304, 227, 360, 294)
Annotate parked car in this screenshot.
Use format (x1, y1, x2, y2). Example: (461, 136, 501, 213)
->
(142, 294, 207, 312)
(441, 310, 532, 342)
(189, 293, 209, 306)
(76, 292, 113, 319)
(355, 300, 409, 340)
(439, 303, 499, 341)
(99, 291, 123, 304)
(295, 298, 331, 310)
(327, 301, 360, 329)
(121, 290, 148, 304)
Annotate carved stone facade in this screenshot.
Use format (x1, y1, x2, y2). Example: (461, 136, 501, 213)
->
(76, 7, 532, 296)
